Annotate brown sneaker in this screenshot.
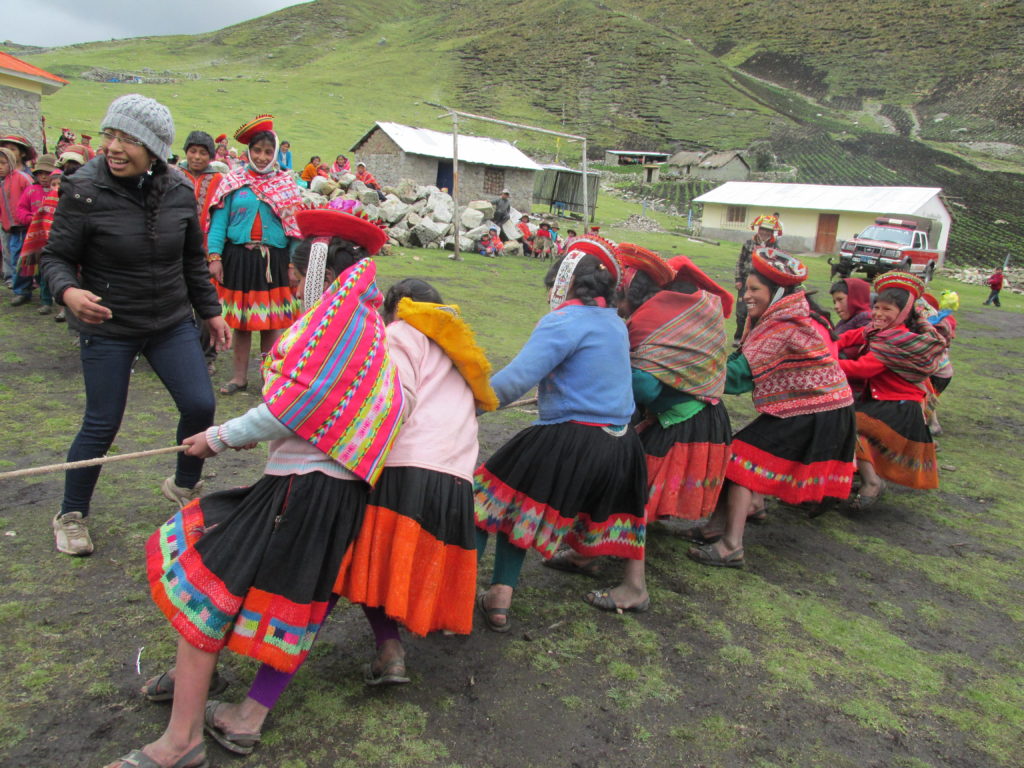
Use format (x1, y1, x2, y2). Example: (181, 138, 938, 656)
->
(53, 511, 94, 556)
(161, 476, 204, 508)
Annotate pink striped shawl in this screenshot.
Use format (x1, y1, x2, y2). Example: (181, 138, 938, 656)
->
(209, 167, 303, 238)
(262, 258, 404, 485)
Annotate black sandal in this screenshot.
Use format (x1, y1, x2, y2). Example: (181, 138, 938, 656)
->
(476, 592, 512, 633)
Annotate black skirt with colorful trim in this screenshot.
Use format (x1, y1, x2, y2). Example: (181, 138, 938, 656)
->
(474, 421, 648, 560)
(333, 466, 477, 637)
(146, 472, 367, 673)
(217, 241, 301, 331)
(854, 398, 938, 489)
(637, 401, 732, 522)
(726, 405, 857, 505)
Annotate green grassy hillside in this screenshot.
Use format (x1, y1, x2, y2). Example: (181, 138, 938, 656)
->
(7, 0, 1024, 262)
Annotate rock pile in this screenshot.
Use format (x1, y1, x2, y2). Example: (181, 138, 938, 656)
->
(614, 214, 664, 233)
(298, 174, 528, 253)
(945, 266, 1023, 294)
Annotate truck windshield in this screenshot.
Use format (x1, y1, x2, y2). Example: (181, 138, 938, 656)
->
(858, 226, 914, 245)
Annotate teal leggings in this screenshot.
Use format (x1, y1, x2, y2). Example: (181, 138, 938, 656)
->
(476, 529, 527, 589)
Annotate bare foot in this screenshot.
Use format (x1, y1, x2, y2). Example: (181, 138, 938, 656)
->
(105, 737, 204, 768)
(480, 585, 513, 629)
(584, 583, 649, 612)
(209, 697, 269, 739)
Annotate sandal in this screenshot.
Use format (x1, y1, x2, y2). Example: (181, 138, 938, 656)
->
(542, 549, 600, 577)
(476, 592, 512, 634)
(142, 669, 228, 703)
(687, 542, 745, 568)
(852, 480, 886, 511)
(218, 381, 247, 395)
(583, 588, 650, 614)
(364, 658, 411, 687)
(678, 525, 723, 544)
(107, 743, 208, 768)
(204, 700, 262, 755)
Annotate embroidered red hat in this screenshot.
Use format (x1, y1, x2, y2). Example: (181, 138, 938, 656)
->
(569, 233, 622, 288)
(668, 254, 736, 318)
(234, 115, 274, 145)
(750, 213, 779, 231)
(0, 134, 37, 162)
(616, 243, 674, 287)
(295, 208, 389, 255)
(874, 270, 925, 301)
(215, 133, 227, 144)
(751, 247, 807, 287)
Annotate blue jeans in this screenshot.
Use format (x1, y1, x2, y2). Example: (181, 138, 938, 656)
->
(7, 229, 34, 296)
(62, 320, 216, 515)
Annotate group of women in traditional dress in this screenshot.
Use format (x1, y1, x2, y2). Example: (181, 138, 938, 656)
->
(61, 96, 949, 768)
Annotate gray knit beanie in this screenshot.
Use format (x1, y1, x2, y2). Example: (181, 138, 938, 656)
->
(183, 130, 216, 158)
(101, 94, 175, 160)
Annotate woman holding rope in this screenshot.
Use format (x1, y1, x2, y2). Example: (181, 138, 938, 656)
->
(40, 94, 230, 558)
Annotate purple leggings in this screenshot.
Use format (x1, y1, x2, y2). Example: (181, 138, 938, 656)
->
(247, 601, 401, 709)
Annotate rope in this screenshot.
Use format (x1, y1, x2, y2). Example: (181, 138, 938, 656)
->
(499, 396, 538, 410)
(0, 445, 188, 481)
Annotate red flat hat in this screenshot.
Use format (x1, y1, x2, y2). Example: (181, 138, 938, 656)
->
(667, 254, 735, 318)
(215, 133, 227, 143)
(295, 209, 389, 255)
(234, 115, 274, 145)
(751, 247, 807, 287)
(0, 134, 37, 162)
(616, 243, 674, 287)
(873, 270, 925, 301)
(569, 234, 622, 288)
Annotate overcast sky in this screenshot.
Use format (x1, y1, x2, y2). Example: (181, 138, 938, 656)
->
(9, 0, 310, 48)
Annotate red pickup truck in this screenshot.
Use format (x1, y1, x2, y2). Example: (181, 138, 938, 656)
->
(829, 218, 942, 282)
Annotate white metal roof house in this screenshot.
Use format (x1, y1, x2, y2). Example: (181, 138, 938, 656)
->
(350, 121, 543, 205)
(694, 182, 951, 255)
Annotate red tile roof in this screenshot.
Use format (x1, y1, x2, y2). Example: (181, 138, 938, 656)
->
(0, 51, 68, 91)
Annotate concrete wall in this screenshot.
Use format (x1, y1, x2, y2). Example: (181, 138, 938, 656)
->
(700, 203, 879, 253)
(354, 127, 535, 205)
(0, 81, 44, 153)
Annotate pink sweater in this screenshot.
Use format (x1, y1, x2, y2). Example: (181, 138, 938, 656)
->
(385, 320, 480, 481)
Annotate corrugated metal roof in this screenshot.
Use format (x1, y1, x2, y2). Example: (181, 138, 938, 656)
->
(606, 150, 669, 157)
(0, 51, 68, 95)
(355, 121, 542, 171)
(694, 182, 944, 215)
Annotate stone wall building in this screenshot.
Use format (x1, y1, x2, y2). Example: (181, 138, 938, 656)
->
(350, 121, 542, 207)
(0, 51, 67, 151)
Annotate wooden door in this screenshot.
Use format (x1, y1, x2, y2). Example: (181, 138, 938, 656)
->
(815, 213, 840, 252)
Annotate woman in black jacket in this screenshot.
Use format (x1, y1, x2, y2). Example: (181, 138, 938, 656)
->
(41, 94, 231, 558)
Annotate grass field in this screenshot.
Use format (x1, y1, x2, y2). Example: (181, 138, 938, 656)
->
(1, 190, 1022, 766)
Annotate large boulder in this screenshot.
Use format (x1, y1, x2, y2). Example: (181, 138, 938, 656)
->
(411, 217, 447, 246)
(416, 185, 439, 201)
(466, 200, 495, 220)
(300, 189, 328, 207)
(460, 207, 485, 230)
(362, 203, 380, 221)
(411, 198, 428, 214)
(379, 195, 410, 224)
(502, 240, 524, 258)
(393, 179, 419, 203)
(310, 176, 340, 197)
(388, 225, 411, 246)
(428, 193, 454, 224)
(405, 212, 422, 229)
(335, 172, 356, 190)
(359, 188, 381, 207)
(502, 219, 521, 241)
(443, 235, 477, 252)
(348, 180, 368, 196)
(464, 224, 490, 241)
